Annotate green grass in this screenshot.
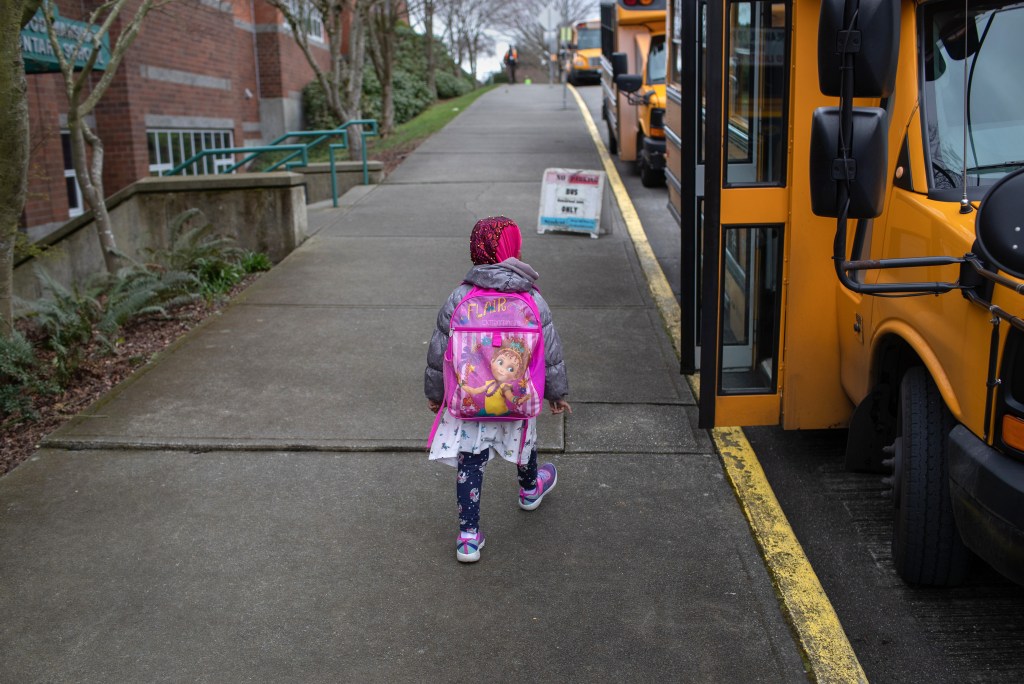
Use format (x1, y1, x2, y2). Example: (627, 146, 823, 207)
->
(366, 84, 498, 156)
(304, 85, 497, 164)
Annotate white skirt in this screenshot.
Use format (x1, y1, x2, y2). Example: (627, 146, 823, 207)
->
(428, 409, 538, 467)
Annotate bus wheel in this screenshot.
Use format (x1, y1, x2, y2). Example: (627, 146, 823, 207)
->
(606, 120, 618, 155)
(639, 153, 664, 187)
(889, 367, 971, 586)
(637, 135, 664, 187)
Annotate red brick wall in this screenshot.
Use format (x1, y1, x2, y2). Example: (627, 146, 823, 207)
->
(24, 74, 73, 231)
(255, 1, 332, 107)
(23, 0, 337, 232)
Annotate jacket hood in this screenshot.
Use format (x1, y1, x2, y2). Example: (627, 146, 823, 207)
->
(463, 258, 539, 292)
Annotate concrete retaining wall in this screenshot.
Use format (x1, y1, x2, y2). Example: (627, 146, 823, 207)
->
(292, 161, 384, 204)
(14, 173, 308, 301)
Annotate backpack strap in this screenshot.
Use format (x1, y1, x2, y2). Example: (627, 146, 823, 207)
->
(427, 395, 448, 451)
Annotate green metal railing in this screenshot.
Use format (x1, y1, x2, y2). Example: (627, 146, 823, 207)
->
(162, 119, 380, 199)
(222, 129, 350, 173)
(328, 119, 379, 206)
(163, 144, 311, 177)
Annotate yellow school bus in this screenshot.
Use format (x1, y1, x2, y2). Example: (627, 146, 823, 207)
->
(666, 0, 1024, 588)
(566, 20, 602, 85)
(600, 0, 668, 186)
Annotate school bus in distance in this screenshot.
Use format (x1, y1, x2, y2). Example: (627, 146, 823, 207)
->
(600, 0, 667, 186)
(666, 0, 1024, 588)
(566, 20, 602, 85)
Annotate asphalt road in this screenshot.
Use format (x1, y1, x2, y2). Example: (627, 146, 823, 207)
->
(574, 81, 1024, 683)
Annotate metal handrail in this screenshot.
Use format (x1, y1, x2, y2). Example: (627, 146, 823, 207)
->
(336, 119, 380, 185)
(328, 120, 380, 206)
(162, 144, 309, 177)
(161, 118, 379, 187)
(223, 129, 350, 173)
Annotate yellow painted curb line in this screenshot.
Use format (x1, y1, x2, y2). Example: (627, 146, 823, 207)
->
(569, 85, 867, 684)
(715, 427, 868, 683)
(568, 85, 682, 362)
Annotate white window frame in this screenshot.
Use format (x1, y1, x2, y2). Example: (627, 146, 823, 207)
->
(282, 0, 324, 43)
(61, 131, 84, 218)
(147, 128, 235, 176)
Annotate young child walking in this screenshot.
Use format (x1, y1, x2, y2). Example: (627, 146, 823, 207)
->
(425, 216, 571, 563)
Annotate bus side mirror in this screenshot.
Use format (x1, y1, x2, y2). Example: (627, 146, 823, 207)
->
(809, 107, 888, 219)
(974, 168, 1024, 280)
(818, 0, 899, 97)
(616, 74, 643, 93)
(611, 52, 628, 79)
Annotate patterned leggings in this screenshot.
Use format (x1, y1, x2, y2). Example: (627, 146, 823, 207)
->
(457, 449, 538, 534)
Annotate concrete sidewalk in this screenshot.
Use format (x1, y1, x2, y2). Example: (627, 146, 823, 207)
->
(0, 85, 808, 682)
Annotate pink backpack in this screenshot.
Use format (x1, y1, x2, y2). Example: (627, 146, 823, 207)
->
(442, 286, 545, 421)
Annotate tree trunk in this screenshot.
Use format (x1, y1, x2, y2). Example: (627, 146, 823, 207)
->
(68, 109, 120, 273)
(366, 0, 396, 137)
(0, 0, 40, 335)
(424, 1, 436, 98)
(343, 2, 367, 161)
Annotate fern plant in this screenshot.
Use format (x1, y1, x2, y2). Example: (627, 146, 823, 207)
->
(0, 330, 56, 426)
(96, 263, 199, 343)
(25, 268, 103, 385)
(146, 209, 249, 300)
(240, 250, 273, 273)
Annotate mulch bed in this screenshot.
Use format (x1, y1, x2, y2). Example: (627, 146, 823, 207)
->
(1, 277, 258, 476)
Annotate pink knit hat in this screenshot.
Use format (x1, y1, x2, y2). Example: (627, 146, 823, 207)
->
(469, 216, 522, 265)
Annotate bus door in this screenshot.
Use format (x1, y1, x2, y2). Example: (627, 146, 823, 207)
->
(670, 0, 707, 374)
(697, 0, 790, 428)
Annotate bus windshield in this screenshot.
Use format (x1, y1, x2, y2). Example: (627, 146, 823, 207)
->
(922, 0, 1024, 194)
(576, 28, 601, 50)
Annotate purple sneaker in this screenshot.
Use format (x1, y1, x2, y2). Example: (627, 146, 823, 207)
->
(519, 463, 557, 511)
(456, 531, 485, 563)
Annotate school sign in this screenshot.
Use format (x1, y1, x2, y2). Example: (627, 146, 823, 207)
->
(21, 8, 110, 74)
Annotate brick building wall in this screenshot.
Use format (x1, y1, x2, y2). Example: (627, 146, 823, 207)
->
(23, 0, 333, 237)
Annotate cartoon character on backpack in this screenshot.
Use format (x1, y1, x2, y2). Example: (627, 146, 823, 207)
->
(459, 336, 531, 417)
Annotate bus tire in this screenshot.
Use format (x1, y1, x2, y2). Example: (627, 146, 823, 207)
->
(639, 152, 664, 187)
(606, 120, 618, 155)
(890, 366, 971, 586)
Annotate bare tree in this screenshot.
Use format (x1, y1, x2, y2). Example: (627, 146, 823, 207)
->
(491, 0, 595, 74)
(0, 0, 41, 334)
(436, 0, 496, 82)
(265, 0, 370, 157)
(421, 0, 436, 96)
(40, 0, 159, 274)
(365, 0, 404, 136)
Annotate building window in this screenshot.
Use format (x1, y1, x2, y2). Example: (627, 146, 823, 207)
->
(147, 129, 235, 176)
(62, 132, 83, 218)
(283, 0, 324, 42)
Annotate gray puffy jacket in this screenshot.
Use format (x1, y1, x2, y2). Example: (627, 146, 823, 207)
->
(424, 258, 569, 403)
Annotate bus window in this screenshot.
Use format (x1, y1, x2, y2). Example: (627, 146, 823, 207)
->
(724, 0, 788, 185)
(719, 224, 782, 393)
(576, 26, 601, 50)
(922, 0, 1024, 196)
(648, 35, 667, 84)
